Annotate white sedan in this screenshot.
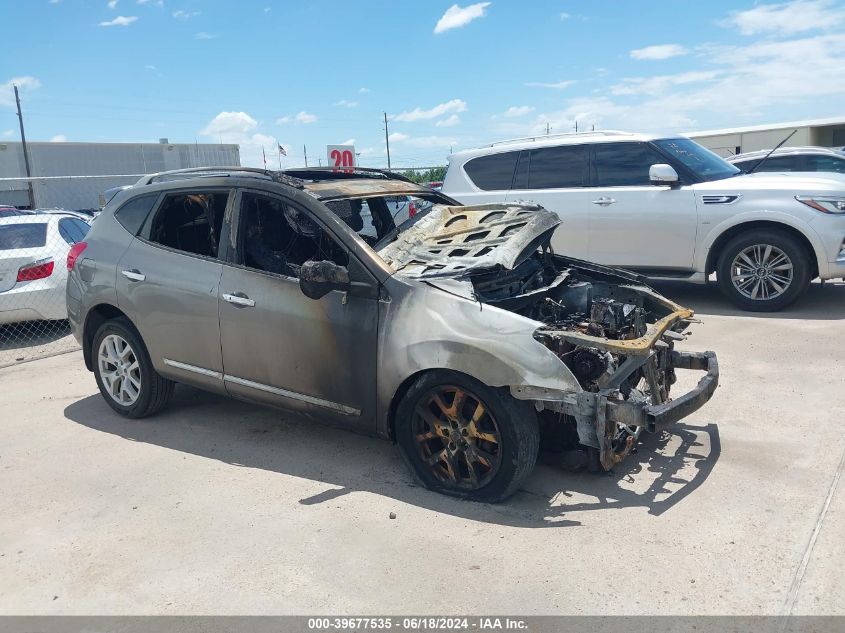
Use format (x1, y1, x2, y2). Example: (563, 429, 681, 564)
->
(0, 214, 90, 325)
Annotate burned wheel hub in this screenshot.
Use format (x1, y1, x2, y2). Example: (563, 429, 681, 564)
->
(412, 386, 502, 490)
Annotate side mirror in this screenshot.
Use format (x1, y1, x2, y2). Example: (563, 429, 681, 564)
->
(299, 260, 351, 300)
(649, 163, 679, 185)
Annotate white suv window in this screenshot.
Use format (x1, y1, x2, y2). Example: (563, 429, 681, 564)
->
(593, 142, 666, 187)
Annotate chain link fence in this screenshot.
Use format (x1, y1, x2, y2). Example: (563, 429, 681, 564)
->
(0, 175, 145, 367)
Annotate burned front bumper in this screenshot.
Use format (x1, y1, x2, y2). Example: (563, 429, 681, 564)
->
(522, 349, 719, 471)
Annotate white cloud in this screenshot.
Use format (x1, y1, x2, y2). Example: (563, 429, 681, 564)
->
(50, 135, 67, 142)
(724, 0, 844, 36)
(275, 116, 291, 124)
(388, 132, 409, 142)
(503, 105, 535, 117)
(0, 76, 41, 108)
(341, 138, 356, 146)
(107, 0, 118, 8)
(173, 10, 200, 20)
(559, 12, 570, 20)
(436, 114, 461, 127)
(200, 111, 284, 168)
(612, 70, 719, 96)
(144, 64, 157, 70)
(195, 32, 216, 39)
(394, 99, 467, 122)
(3, 129, 14, 138)
(630, 44, 688, 60)
(201, 111, 258, 138)
(359, 87, 370, 93)
(434, 2, 491, 34)
(295, 111, 317, 124)
(137, 0, 163, 5)
(333, 99, 358, 108)
(388, 133, 456, 148)
(99, 15, 138, 27)
(525, 80, 575, 89)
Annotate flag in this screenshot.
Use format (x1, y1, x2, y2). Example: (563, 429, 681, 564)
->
(278, 144, 287, 156)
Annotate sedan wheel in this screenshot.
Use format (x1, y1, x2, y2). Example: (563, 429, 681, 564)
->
(98, 334, 142, 406)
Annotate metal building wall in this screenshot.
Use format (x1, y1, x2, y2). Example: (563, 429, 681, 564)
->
(0, 142, 240, 209)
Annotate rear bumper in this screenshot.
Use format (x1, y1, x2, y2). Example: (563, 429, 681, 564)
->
(0, 284, 68, 324)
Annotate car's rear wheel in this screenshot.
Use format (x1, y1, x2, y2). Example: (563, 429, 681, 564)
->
(92, 317, 174, 418)
(395, 371, 539, 503)
(716, 230, 811, 312)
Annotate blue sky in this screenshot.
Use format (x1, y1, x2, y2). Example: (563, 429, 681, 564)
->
(3, 0, 845, 168)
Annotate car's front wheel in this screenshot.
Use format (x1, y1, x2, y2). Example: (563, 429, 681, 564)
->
(716, 229, 812, 312)
(92, 317, 174, 418)
(395, 371, 539, 503)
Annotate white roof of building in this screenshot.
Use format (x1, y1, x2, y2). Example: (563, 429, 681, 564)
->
(685, 116, 845, 138)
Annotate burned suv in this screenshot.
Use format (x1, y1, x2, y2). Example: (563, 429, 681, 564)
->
(67, 167, 718, 502)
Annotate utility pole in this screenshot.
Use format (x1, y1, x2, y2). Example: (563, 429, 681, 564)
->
(14, 85, 36, 210)
(383, 112, 391, 170)
(303, 144, 308, 167)
(546, 122, 551, 136)
(575, 120, 579, 133)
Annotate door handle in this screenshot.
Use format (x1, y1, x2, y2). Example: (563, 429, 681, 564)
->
(222, 292, 256, 308)
(121, 269, 146, 282)
(591, 197, 617, 206)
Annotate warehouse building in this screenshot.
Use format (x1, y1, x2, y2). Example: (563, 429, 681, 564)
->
(0, 140, 240, 210)
(686, 116, 845, 158)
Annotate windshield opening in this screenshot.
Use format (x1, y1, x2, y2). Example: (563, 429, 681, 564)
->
(653, 138, 740, 182)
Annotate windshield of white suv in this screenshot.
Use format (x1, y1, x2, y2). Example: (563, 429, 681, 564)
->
(653, 138, 740, 182)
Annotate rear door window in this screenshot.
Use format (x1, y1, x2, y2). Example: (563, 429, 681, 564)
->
(528, 145, 588, 188)
(141, 191, 229, 258)
(463, 151, 519, 190)
(593, 142, 668, 186)
(0, 223, 48, 250)
(58, 218, 90, 244)
(740, 155, 802, 173)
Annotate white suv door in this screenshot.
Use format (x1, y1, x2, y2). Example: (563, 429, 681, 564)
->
(585, 142, 698, 271)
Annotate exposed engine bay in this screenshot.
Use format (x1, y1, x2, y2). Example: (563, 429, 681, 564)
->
(471, 251, 699, 471)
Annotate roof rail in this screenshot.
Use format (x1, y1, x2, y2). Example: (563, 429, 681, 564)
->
(487, 130, 634, 147)
(135, 166, 303, 188)
(281, 166, 416, 184)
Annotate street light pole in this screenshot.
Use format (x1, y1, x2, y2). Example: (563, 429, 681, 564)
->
(14, 84, 36, 210)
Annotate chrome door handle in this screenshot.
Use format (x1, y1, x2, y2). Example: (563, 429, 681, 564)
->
(592, 197, 617, 206)
(222, 292, 255, 308)
(121, 269, 145, 282)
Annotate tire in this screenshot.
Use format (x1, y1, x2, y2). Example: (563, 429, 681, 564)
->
(716, 229, 812, 312)
(92, 317, 174, 418)
(395, 370, 539, 503)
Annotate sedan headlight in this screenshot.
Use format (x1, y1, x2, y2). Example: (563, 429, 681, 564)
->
(795, 195, 845, 214)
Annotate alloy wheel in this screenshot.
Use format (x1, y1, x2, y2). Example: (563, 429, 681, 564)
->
(98, 334, 142, 406)
(729, 243, 794, 301)
(412, 386, 502, 490)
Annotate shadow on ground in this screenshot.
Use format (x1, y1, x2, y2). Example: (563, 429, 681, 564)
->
(65, 386, 719, 528)
(650, 279, 845, 320)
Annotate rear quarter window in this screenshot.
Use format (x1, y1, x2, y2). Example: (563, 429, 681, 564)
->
(0, 223, 48, 250)
(114, 194, 159, 235)
(463, 151, 519, 191)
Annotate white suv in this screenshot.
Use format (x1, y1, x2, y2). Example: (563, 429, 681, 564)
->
(442, 131, 845, 311)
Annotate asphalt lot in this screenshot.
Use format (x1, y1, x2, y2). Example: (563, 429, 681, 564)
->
(1, 281, 843, 615)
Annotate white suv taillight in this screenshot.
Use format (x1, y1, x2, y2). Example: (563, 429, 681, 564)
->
(17, 258, 55, 282)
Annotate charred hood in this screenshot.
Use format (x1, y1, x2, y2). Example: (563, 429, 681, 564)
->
(377, 203, 560, 278)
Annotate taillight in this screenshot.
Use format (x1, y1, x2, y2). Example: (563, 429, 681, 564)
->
(67, 241, 88, 271)
(408, 201, 417, 217)
(17, 258, 55, 282)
